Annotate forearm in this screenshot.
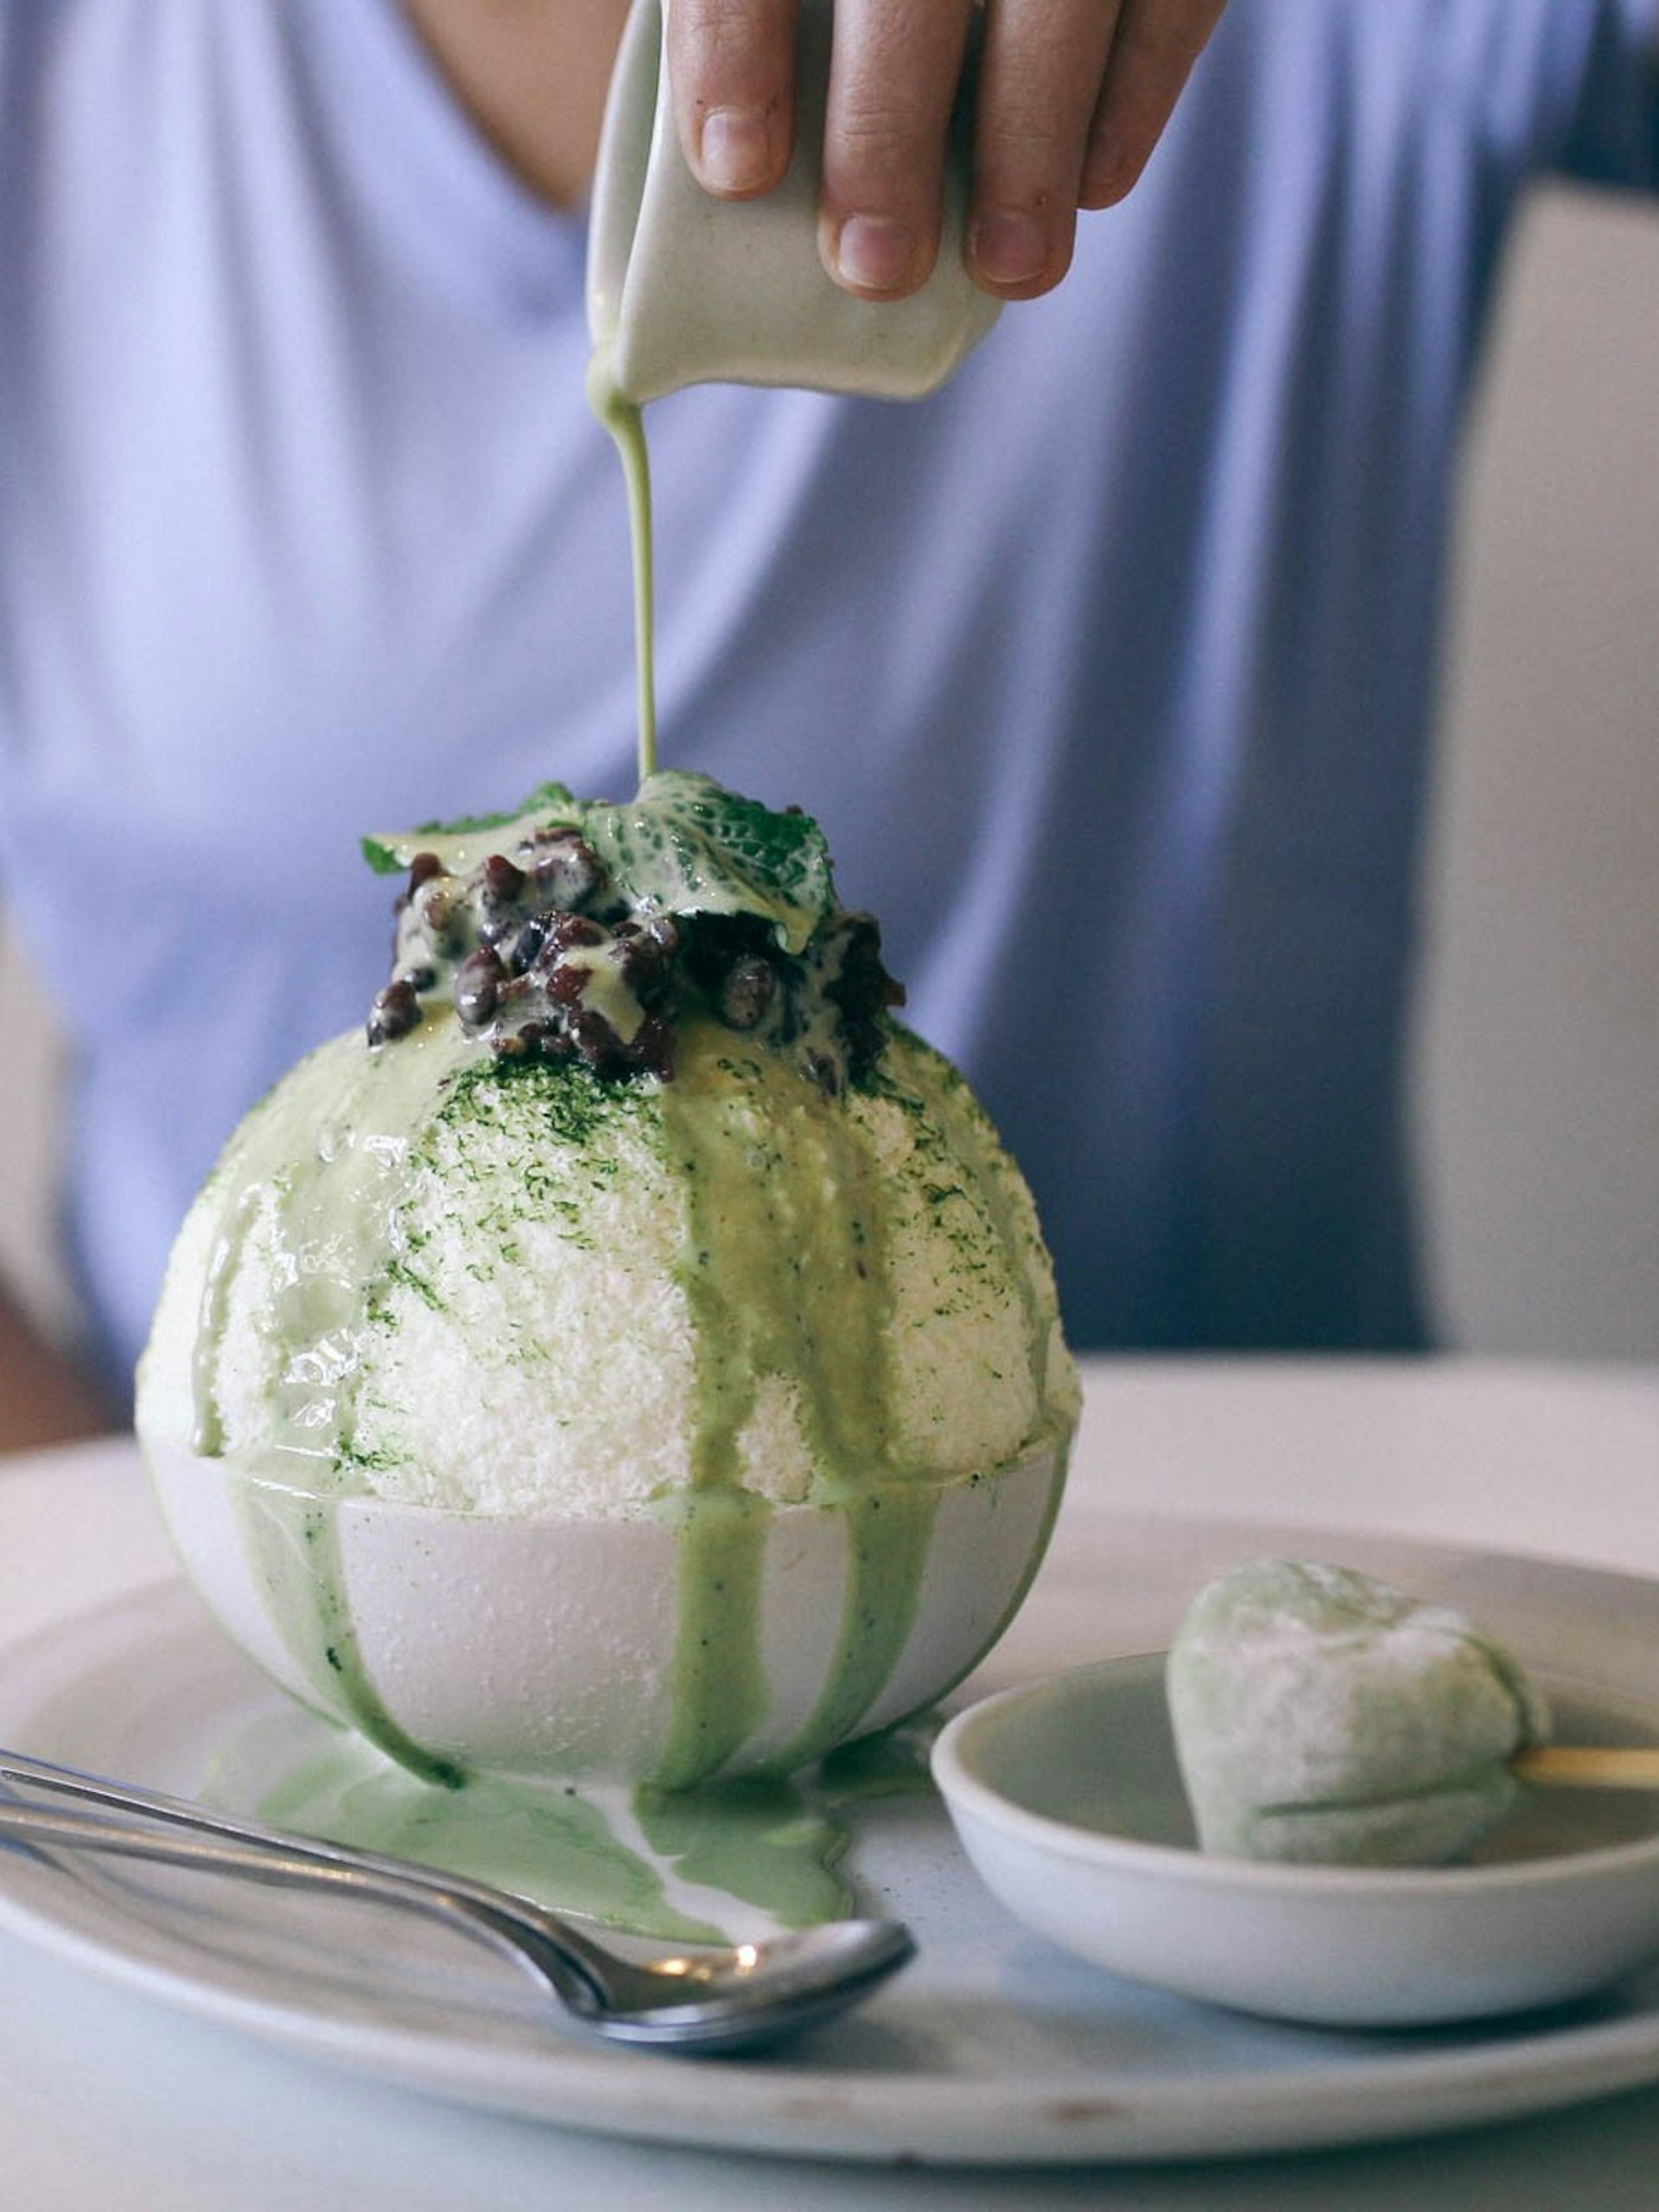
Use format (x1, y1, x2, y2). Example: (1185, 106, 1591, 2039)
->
(0, 1280, 118, 1453)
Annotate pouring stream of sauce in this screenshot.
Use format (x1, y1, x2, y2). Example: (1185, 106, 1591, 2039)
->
(586, 347, 657, 782)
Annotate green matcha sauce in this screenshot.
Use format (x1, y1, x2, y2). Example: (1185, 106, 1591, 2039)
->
(203, 1703, 933, 1943)
(653, 1024, 947, 1785)
(191, 1022, 474, 1786)
(586, 346, 657, 783)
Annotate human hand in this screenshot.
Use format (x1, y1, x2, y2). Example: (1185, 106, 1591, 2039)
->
(667, 0, 1228, 302)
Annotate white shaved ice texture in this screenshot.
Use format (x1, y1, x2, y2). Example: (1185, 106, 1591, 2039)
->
(137, 1023, 1076, 1517)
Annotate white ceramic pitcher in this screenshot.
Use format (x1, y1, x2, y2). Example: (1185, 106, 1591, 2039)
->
(587, 0, 1001, 404)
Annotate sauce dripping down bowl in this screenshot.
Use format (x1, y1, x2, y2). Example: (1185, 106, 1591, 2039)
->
(134, 1006, 1076, 1789)
(143, 1433, 1067, 1788)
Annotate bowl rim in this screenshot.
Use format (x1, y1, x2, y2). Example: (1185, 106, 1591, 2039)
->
(143, 1427, 1071, 1529)
(930, 1653, 1659, 1901)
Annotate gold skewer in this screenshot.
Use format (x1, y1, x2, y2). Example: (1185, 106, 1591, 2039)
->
(1512, 1745, 1659, 1790)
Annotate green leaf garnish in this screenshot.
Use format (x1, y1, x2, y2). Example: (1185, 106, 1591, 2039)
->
(586, 772, 835, 953)
(361, 783, 580, 877)
(363, 771, 836, 951)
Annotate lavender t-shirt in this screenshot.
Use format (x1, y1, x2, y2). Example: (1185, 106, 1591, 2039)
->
(0, 0, 1654, 1383)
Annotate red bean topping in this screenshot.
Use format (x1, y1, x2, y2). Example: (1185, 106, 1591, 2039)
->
(569, 1007, 618, 1058)
(533, 1020, 579, 1065)
(453, 945, 504, 1027)
(718, 957, 777, 1032)
(506, 916, 548, 973)
(531, 834, 604, 912)
(372, 812, 902, 1090)
(613, 931, 670, 999)
(367, 977, 423, 1046)
(544, 912, 606, 953)
(417, 882, 467, 950)
(545, 958, 588, 1008)
(479, 854, 524, 904)
(628, 1013, 674, 1081)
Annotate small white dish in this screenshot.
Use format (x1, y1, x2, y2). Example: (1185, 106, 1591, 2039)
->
(932, 1654, 1659, 2027)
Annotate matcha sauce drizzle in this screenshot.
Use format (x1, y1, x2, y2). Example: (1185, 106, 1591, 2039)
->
(191, 1025, 472, 1787)
(586, 347, 657, 784)
(655, 1028, 942, 1787)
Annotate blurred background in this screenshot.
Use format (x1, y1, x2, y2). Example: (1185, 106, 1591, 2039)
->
(1418, 188, 1659, 1361)
(3, 186, 1656, 1368)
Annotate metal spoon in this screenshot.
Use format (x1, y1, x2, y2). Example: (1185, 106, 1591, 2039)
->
(0, 1747, 912, 2052)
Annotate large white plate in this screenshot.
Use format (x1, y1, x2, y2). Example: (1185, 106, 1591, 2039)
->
(4, 1516, 1659, 2164)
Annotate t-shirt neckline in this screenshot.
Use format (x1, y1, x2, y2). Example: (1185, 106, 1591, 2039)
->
(317, 0, 588, 313)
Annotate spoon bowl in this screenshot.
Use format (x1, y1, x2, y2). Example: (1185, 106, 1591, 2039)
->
(932, 1655, 1659, 2027)
(0, 1747, 912, 2053)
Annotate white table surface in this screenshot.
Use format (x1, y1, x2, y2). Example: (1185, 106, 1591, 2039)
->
(3, 1355, 1657, 2211)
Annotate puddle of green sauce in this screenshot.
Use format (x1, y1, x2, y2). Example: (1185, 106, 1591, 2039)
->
(632, 1776, 853, 1929)
(212, 1713, 887, 1943)
(248, 1731, 721, 1942)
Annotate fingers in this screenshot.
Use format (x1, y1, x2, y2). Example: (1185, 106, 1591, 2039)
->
(669, 0, 977, 299)
(817, 0, 977, 298)
(670, 0, 799, 200)
(668, 2, 1231, 305)
(1079, 0, 1228, 211)
(967, 0, 1124, 300)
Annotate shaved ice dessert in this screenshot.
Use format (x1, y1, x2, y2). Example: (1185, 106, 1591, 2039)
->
(137, 772, 1077, 1787)
(1166, 1558, 1549, 1866)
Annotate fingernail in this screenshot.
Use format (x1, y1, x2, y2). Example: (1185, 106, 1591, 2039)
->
(697, 106, 772, 195)
(969, 211, 1049, 289)
(833, 215, 921, 296)
(1084, 143, 1136, 207)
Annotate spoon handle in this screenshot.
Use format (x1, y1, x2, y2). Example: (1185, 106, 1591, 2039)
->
(1513, 1745, 1659, 1790)
(0, 1791, 608, 2014)
(0, 1745, 915, 2046)
(0, 1745, 661, 2013)
(0, 1745, 606, 1961)
(1, 1743, 466, 1879)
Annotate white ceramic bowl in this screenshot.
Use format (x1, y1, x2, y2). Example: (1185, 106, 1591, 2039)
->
(148, 1433, 1066, 1788)
(932, 1654, 1659, 2027)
